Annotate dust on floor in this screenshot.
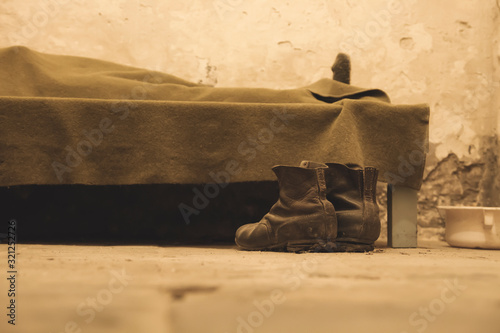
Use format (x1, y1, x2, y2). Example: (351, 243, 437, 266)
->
(1, 240, 499, 333)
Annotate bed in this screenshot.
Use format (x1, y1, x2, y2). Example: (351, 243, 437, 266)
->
(0, 46, 429, 246)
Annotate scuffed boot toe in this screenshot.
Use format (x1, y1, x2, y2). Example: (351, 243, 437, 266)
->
(234, 165, 337, 252)
(235, 222, 273, 251)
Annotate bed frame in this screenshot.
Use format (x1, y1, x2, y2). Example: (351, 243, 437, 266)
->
(0, 50, 421, 247)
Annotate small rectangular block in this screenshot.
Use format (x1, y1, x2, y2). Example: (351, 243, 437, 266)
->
(387, 184, 418, 248)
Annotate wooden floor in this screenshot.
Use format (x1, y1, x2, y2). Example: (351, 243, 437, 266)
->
(1, 240, 500, 333)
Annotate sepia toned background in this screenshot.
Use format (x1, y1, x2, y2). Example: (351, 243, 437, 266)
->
(1, 2, 500, 333)
(0, 0, 499, 239)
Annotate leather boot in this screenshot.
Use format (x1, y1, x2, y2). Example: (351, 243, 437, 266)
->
(235, 165, 337, 252)
(300, 161, 380, 251)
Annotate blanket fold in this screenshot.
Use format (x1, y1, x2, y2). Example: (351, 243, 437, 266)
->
(0, 46, 429, 189)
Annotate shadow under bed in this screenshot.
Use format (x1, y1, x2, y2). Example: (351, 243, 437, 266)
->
(0, 182, 279, 245)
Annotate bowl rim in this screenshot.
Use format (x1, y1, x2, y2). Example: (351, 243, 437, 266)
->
(437, 206, 500, 211)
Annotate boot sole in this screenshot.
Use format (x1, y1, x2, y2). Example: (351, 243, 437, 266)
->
(287, 240, 374, 253)
(237, 240, 374, 253)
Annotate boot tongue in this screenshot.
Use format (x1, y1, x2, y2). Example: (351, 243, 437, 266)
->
(299, 160, 328, 168)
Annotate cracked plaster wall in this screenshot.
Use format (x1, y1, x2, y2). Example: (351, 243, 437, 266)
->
(1, 0, 499, 239)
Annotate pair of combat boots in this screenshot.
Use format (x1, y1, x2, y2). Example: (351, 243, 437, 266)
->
(235, 161, 380, 252)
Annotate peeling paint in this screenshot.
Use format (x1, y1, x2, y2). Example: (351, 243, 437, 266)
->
(399, 37, 414, 50)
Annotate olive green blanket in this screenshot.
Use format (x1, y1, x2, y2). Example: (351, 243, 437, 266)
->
(0, 46, 429, 189)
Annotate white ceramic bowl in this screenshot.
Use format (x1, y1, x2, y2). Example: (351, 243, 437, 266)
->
(438, 206, 500, 250)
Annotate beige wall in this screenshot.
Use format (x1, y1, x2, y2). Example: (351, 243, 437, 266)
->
(1, 0, 499, 236)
